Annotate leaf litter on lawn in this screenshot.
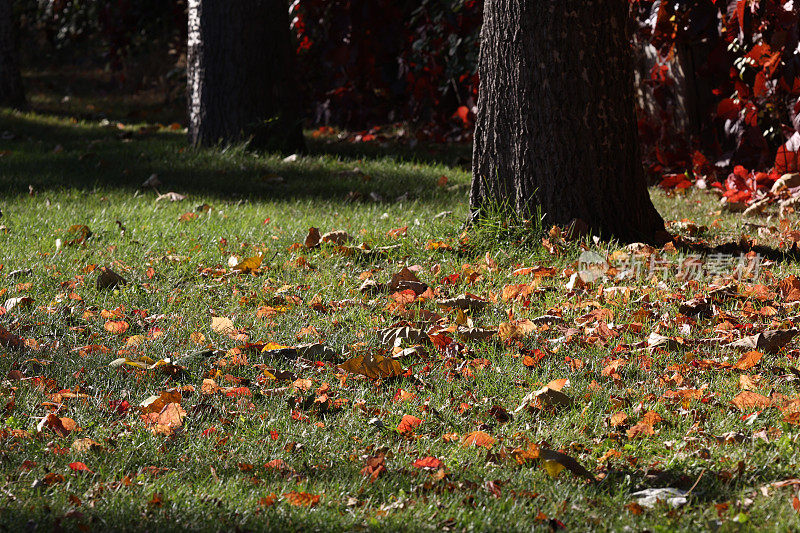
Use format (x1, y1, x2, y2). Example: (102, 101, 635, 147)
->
(6, 175, 800, 530)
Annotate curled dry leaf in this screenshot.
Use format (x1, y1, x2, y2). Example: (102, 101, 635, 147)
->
(155, 192, 187, 202)
(211, 317, 236, 335)
(104, 320, 129, 334)
(68, 462, 93, 473)
(139, 391, 182, 414)
(379, 326, 426, 347)
(37, 414, 76, 438)
(454, 327, 495, 343)
(66, 224, 92, 246)
(321, 230, 352, 245)
(734, 350, 763, 371)
(388, 267, 421, 292)
(71, 438, 103, 453)
(727, 329, 798, 353)
(437, 293, 489, 312)
(3, 296, 33, 312)
(96, 267, 127, 290)
(516, 386, 572, 413)
(304, 227, 321, 248)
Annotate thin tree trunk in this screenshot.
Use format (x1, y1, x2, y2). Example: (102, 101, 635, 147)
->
(187, 0, 305, 153)
(0, 0, 26, 109)
(471, 1, 665, 243)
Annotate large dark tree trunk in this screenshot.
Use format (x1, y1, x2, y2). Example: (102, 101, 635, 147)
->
(471, 1, 665, 243)
(188, 0, 305, 153)
(0, 0, 26, 109)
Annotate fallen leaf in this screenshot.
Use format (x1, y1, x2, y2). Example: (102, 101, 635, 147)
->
(412, 457, 443, 469)
(462, 431, 496, 449)
(233, 254, 263, 273)
(498, 319, 535, 341)
(734, 351, 763, 371)
(283, 491, 320, 507)
(539, 448, 595, 481)
(68, 462, 93, 474)
(211, 317, 236, 335)
(96, 267, 127, 290)
(727, 329, 798, 353)
(104, 320, 129, 334)
(397, 415, 422, 434)
(339, 353, 403, 379)
(388, 267, 421, 292)
(731, 391, 771, 411)
(304, 227, 321, 248)
(631, 488, 688, 509)
(321, 230, 352, 245)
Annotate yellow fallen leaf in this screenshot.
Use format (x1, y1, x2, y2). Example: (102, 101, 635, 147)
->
(541, 459, 565, 478)
(233, 254, 263, 273)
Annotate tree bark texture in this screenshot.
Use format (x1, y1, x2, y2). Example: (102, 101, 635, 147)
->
(188, 0, 305, 153)
(471, 1, 665, 243)
(0, 0, 26, 109)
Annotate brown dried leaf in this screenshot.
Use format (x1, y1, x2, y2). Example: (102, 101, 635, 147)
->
(731, 391, 772, 411)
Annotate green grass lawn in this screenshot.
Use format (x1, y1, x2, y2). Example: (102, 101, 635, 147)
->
(2, 108, 800, 532)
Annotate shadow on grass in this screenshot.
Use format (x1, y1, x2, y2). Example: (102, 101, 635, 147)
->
(0, 111, 470, 205)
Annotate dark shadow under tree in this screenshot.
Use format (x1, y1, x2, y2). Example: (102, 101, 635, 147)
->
(187, 0, 305, 153)
(471, 0, 666, 243)
(0, 0, 26, 109)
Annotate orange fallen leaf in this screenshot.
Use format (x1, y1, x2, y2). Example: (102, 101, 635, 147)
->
(610, 412, 628, 427)
(734, 350, 763, 371)
(68, 461, 93, 474)
(104, 320, 129, 334)
(283, 491, 320, 507)
(731, 391, 772, 411)
(412, 456, 443, 469)
(462, 430, 496, 449)
(397, 415, 422, 434)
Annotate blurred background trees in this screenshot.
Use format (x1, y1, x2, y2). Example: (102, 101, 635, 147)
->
(5, 0, 800, 190)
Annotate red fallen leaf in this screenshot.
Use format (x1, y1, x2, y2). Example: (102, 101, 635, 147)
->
(397, 415, 422, 434)
(104, 320, 129, 334)
(283, 491, 320, 507)
(224, 386, 252, 397)
(148, 492, 164, 507)
(793, 495, 800, 513)
(412, 456, 443, 469)
(462, 430, 496, 449)
(68, 462, 93, 474)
